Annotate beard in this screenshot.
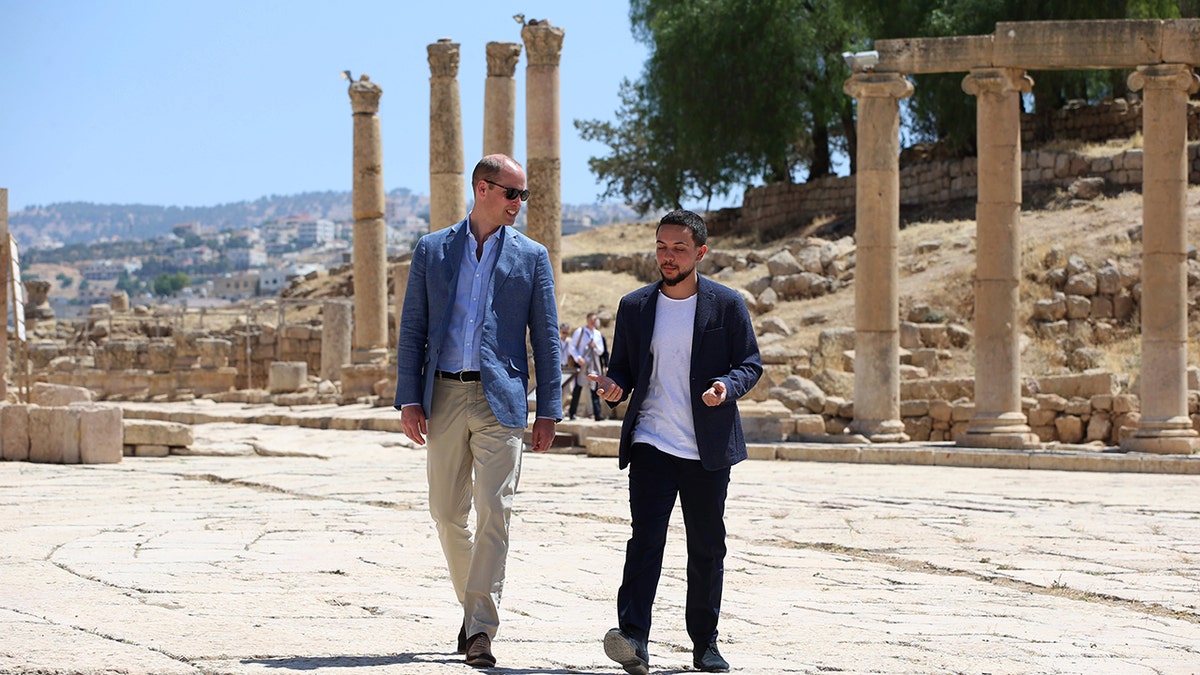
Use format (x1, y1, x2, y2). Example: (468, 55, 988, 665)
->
(659, 264, 693, 286)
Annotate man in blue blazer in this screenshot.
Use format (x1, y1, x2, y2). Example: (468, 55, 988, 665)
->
(591, 209, 761, 674)
(394, 154, 560, 669)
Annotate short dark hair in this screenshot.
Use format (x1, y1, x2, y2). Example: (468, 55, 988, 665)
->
(657, 209, 707, 247)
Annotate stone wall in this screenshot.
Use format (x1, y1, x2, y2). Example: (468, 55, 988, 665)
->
(709, 101, 1200, 238)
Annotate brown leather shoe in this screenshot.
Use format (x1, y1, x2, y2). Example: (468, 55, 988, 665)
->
(464, 632, 496, 668)
(456, 622, 467, 654)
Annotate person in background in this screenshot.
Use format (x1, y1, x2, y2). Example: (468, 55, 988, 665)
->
(567, 312, 605, 421)
(559, 322, 574, 416)
(394, 153, 561, 669)
(590, 209, 762, 674)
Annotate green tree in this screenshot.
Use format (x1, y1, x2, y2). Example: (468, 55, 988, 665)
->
(152, 271, 190, 297)
(56, 272, 74, 289)
(578, 0, 866, 213)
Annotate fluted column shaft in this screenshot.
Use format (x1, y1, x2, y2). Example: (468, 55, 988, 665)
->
(348, 75, 389, 363)
(1123, 63, 1200, 454)
(960, 68, 1038, 449)
(484, 42, 521, 158)
(843, 72, 911, 442)
(522, 20, 565, 286)
(428, 39, 465, 232)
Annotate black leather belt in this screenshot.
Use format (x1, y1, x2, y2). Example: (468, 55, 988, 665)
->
(435, 370, 481, 382)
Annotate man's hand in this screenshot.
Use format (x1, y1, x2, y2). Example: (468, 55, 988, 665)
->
(530, 418, 556, 453)
(702, 380, 727, 407)
(400, 405, 428, 446)
(589, 373, 624, 402)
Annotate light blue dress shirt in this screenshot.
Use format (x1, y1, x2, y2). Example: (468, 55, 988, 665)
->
(437, 224, 502, 373)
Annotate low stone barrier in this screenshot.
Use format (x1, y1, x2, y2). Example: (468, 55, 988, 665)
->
(0, 403, 122, 464)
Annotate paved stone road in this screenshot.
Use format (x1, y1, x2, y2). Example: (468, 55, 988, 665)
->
(2, 417, 1199, 674)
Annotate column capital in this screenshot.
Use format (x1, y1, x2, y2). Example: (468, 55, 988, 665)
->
(962, 67, 1033, 97)
(427, 39, 460, 79)
(843, 72, 913, 100)
(1128, 63, 1200, 94)
(521, 20, 564, 67)
(348, 74, 382, 114)
(486, 42, 522, 77)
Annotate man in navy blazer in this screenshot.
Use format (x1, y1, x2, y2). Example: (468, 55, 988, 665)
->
(591, 209, 761, 674)
(394, 154, 560, 668)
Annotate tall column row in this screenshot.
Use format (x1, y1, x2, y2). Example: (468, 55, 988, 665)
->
(843, 72, 911, 443)
(960, 68, 1039, 449)
(844, 61, 1199, 454)
(347, 75, 388, 365)
(428, 39, 466, 233)
(521, 20, 566, 286)
(1122, 64, 1200, 454)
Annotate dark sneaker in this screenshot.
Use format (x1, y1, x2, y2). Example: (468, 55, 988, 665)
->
(465, 632, 496, 668)
(693, 642, 729, 672)
(456, 622, 467, 654)
(603, 628, 649, 675)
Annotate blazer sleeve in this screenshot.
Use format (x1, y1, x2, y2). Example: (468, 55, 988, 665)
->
(711, 289, 762, 403)
(393, 236, 430, 409)
(528, 246, 563, 419)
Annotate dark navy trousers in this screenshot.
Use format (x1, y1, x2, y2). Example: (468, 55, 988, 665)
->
(616, 442, 730, 649)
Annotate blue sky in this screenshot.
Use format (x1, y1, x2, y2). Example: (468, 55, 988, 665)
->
(2, 1, 742, 213)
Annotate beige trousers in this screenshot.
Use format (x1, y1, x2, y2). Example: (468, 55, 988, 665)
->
(426, 379, 524, 639)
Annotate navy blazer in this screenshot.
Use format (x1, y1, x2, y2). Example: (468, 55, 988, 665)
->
(605, 276, 762, 471)
(393, 218, 561, 428)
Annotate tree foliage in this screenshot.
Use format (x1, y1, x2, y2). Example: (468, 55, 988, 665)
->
(580, 0, 1195, 209)
(152, 272, 190, 297)
(577, 0, 867, 214)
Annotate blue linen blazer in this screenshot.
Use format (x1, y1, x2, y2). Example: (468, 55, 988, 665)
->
(393, 218, 562, 428)
(605, 275, 762, 471)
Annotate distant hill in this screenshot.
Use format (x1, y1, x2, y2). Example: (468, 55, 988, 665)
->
(6, 189, 426, 249)
(7, 190, 643, 249)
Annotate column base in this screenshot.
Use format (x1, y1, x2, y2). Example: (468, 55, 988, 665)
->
(848, 419, 909, 444)
(1120, 419, 1199, 455)
(352, 347, 389, 365)
(959, 413, 1040, 449)
(340, 362, 392, 403)
(956, 431, 1041, 450)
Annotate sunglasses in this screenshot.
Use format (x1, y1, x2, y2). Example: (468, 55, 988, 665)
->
(483, 179, 530, 202)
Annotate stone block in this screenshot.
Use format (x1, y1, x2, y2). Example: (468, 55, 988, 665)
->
(29, 407, 81, 464)
(1036, 372, 1117, 399)
(134, 444, 171, 457)
(0, 404, 31, 461)
(30, 382, 92, 407)
(586, 436, 620, 458)
(124, 419, 193, 447)
(268, 361, 308, 394)
(76, 404, 123, 464)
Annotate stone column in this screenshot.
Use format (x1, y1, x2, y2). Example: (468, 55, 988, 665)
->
(1123, 63, 1200, 454)
(320, 300, 352, 382)
(960, 68, 1039, 450)
(484, 42, 522, 158)
(522, 19, 565, 285)
(348, 74, 389, 364)
(429, 39, 465, 232)
(843, 72, 911, 443)
(0, 187, 7, 402)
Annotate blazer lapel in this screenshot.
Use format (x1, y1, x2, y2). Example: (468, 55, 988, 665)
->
(690, 276, 717, 368)
(488, 227, 515, 296)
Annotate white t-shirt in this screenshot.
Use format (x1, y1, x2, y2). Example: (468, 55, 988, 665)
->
(632, 291, 699, 460)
